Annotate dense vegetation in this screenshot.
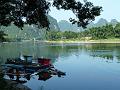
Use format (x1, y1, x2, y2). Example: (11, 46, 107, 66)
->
(0, 15, 59, 42)
(1, 22, 120, 42)
(0, 0, 102, 29)
(83, 23, 120, 39)
(0, 0, 102, 42)
(0, 31, 7, 42)
(46, 23, 120, 40)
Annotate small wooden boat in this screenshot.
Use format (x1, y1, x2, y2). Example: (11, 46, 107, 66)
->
(6, 56, 52, 66)
(6, 55, 33, 65)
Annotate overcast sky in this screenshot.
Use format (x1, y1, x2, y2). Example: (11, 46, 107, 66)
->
(49, 0, 120, 22)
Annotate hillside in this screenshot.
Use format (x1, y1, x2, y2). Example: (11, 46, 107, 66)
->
(58, 20, 83, 32)
(58, 18, 119, 32)
(95, 18, 108, 27)
(0, 15, 60, 41)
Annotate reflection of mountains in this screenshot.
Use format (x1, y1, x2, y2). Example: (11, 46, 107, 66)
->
(1, 43, 120, 64)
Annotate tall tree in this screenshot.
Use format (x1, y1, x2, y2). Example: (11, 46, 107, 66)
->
(0, 0, 102, 29)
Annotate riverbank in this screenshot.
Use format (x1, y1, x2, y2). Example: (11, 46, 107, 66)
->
(44, 39, 120, 44)
(1, 39, 120, 44)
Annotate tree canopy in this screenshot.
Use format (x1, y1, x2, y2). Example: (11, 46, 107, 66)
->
(0, 0, 102, 29)
(46, 23, 120, 40)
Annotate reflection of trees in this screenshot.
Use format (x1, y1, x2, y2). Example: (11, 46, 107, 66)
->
(116, 56, 120, 61)
(91, 54, 114, 60)
(0, 42, 83, 64)
(87, 43, 115, 52)
(86, 44, 120, 62)
(115, 45, 120, 61)
(1, 43, 120, 64)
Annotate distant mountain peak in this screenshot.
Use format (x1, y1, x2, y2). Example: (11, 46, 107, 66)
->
(58, 18, 119, 32)
(95, 18, 108, 27)
(110, 19, 118, 25)
(58, 20, 83, 32)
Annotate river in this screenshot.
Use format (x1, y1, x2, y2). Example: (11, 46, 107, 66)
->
(0, 42, 120, 90)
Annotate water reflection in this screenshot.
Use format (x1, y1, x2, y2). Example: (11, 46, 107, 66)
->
(86, 44, 120, 63)
(0, 43, 120, 64)
(1, 56, 66, 83)
(1, 42, 120, 90)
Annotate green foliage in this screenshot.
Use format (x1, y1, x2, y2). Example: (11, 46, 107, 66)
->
(46, 23, 120, 40)
(46, 31, 78, 40)
(0, 0, 50, 29)
(76, 24, 115, 40)
(114, 23, 120, 38)
(53, 0, 102, 28)
(0, 0, 102, 29)
(0, 31, 7, 42)
(0, 15, 60, 41)
(63, 31, 78, 39)
(46, 31, 62, 40)
(86, 24, 119, 39)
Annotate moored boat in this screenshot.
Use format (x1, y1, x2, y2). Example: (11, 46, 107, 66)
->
(1, 55, 66, 82)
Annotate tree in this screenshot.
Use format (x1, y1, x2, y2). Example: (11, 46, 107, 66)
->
(63, 31, 78, 39)
(0, 31, 7, 42)
(114, 23, 120, 38)
(46, 31, 60, 40)
(0, 0, 102, 30)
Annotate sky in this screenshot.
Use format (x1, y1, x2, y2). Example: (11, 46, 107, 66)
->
(49, 0, 120, 23)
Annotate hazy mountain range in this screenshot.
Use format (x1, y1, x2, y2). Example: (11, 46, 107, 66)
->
(1, 15, 60, 40)
(0, 15, 119, 40)
(58, 18, 118, 32)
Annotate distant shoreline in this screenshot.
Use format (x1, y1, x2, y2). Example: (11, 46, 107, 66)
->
(44, 39, 120, 44)
(1, 39, 120, 44)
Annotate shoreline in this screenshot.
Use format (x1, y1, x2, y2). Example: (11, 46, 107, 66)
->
(44, 39, 120, 44)
(1, 39, 120, 44)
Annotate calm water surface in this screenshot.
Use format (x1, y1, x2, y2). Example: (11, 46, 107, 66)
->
(0, 42, 120, 90)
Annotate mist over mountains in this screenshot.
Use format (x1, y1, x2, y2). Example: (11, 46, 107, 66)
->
(58, 18, 118, 32)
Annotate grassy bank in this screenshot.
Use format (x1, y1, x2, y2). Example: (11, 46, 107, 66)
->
(45, 39, 120, 44)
